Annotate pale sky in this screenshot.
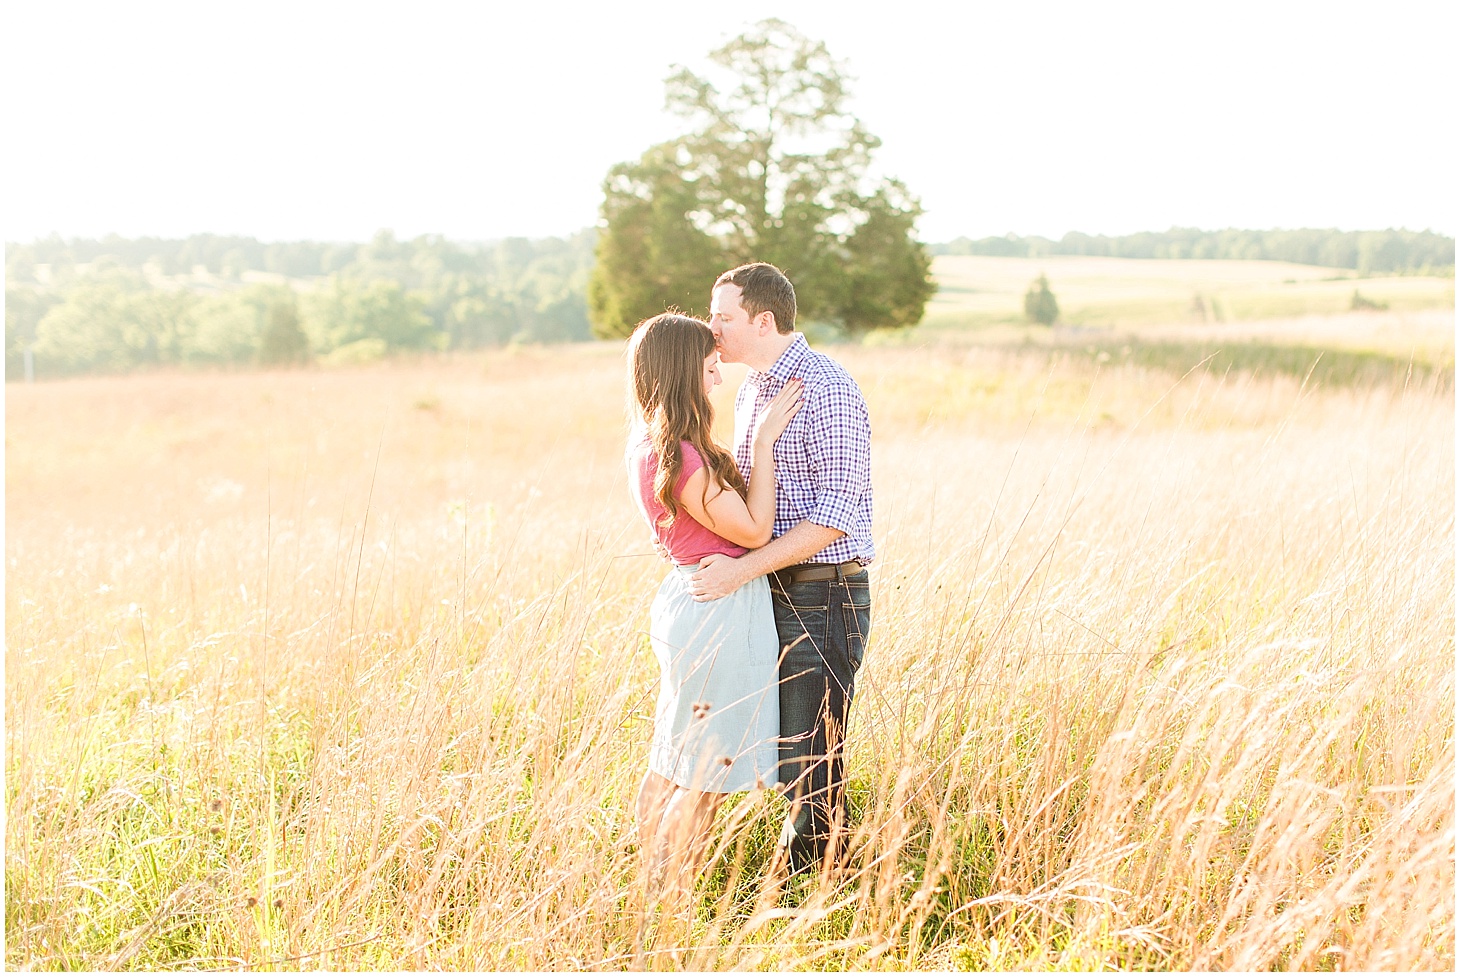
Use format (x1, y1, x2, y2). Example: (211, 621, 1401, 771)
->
(3, 0, 1455, 245)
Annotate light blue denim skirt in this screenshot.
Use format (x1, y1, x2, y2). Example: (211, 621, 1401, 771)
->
(647, 567, 781, 792)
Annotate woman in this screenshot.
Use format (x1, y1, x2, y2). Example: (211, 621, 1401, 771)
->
(626, 312, 801, 899)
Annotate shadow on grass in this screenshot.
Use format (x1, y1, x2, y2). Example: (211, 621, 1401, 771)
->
(1057, 338, 1455, 391)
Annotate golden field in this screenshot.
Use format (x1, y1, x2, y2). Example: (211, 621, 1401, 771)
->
(4, 325, 1455, 969)
(924, 255, 1455, 332)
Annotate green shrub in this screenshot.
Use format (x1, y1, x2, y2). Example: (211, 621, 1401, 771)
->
(1350, 289, 1389, 311)
(323, 337, 387, 366)
(1024, 274, 1059, 326)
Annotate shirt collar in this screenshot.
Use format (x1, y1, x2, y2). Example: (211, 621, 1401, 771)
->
(749, 333, 810, 387)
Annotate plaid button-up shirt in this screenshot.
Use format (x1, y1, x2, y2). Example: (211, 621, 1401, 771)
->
(733, 334, 874, 565)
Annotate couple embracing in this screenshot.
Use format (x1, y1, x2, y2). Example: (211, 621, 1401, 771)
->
(626, 262, 873, 897)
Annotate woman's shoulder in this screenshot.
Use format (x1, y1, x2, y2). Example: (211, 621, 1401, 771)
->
(677, 440, 707, 479)
(630, 438, 706, 479)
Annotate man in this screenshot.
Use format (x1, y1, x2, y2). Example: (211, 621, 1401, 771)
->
(689, 262, 874, 876)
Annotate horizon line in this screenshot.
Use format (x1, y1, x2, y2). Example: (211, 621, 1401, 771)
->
(7, 224, 1456, 249)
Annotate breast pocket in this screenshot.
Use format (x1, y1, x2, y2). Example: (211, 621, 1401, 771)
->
(773, 406, 810, 458)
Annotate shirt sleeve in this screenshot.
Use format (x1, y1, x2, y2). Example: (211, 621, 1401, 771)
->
(803, 376, 872, 536)
(674, 440, 706, 495)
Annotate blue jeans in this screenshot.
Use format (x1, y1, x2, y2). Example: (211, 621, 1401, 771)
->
(771, 572, 872, 874)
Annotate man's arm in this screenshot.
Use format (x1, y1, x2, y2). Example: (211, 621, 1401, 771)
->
(686, 521, 843, 601)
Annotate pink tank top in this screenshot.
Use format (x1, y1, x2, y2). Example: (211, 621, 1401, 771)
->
(630, 438, 749, 565)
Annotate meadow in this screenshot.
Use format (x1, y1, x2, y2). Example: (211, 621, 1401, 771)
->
(924, 254, 1454, 332)
(5, 300, 1455, 968)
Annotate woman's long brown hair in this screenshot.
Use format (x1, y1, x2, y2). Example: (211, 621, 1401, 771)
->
(628, 313, 747, 528)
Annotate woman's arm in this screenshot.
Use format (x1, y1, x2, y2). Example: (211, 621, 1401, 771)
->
(678, 380, 801, 548)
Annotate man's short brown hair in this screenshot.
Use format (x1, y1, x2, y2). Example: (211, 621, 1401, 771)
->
(715, 262, 796, 334)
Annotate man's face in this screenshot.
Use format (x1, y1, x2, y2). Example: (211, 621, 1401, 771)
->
(709, 283, 760, 365)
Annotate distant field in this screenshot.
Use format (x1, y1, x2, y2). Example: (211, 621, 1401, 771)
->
(926, 254, 1454, 332)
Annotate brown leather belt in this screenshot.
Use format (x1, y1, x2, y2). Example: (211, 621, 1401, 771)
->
(771, 561, 867, 585)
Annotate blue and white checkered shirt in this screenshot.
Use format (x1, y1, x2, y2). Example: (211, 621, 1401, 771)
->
(733, 334, 874, 565)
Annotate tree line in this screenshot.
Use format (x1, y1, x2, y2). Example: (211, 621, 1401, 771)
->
(934, 227, 1454, 275)
(11, 220, 1451, 379)
(5, 230, 595, 378)
(19, 22, 1446, 381)
(7, 20, 940, 380)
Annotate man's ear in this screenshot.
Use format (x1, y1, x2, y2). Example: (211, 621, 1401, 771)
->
(757, 310, 777, 335)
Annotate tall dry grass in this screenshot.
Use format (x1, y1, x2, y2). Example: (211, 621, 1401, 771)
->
(5, 339, 1453, 969)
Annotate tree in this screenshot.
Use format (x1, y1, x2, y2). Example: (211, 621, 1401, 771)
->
(191, 292, 262, 364)
(1024, 274, 1059, 326)
(304, 278, 437, 352)
(589, 143, 730, 330)
(258, 298, 310, 366)
(31, 276, 200, 374)
(588, 19, 934, 338)
(5, 284, 58, 379)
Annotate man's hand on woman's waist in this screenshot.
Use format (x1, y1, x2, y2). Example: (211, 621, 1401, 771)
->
(687, 521, 845, 602)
